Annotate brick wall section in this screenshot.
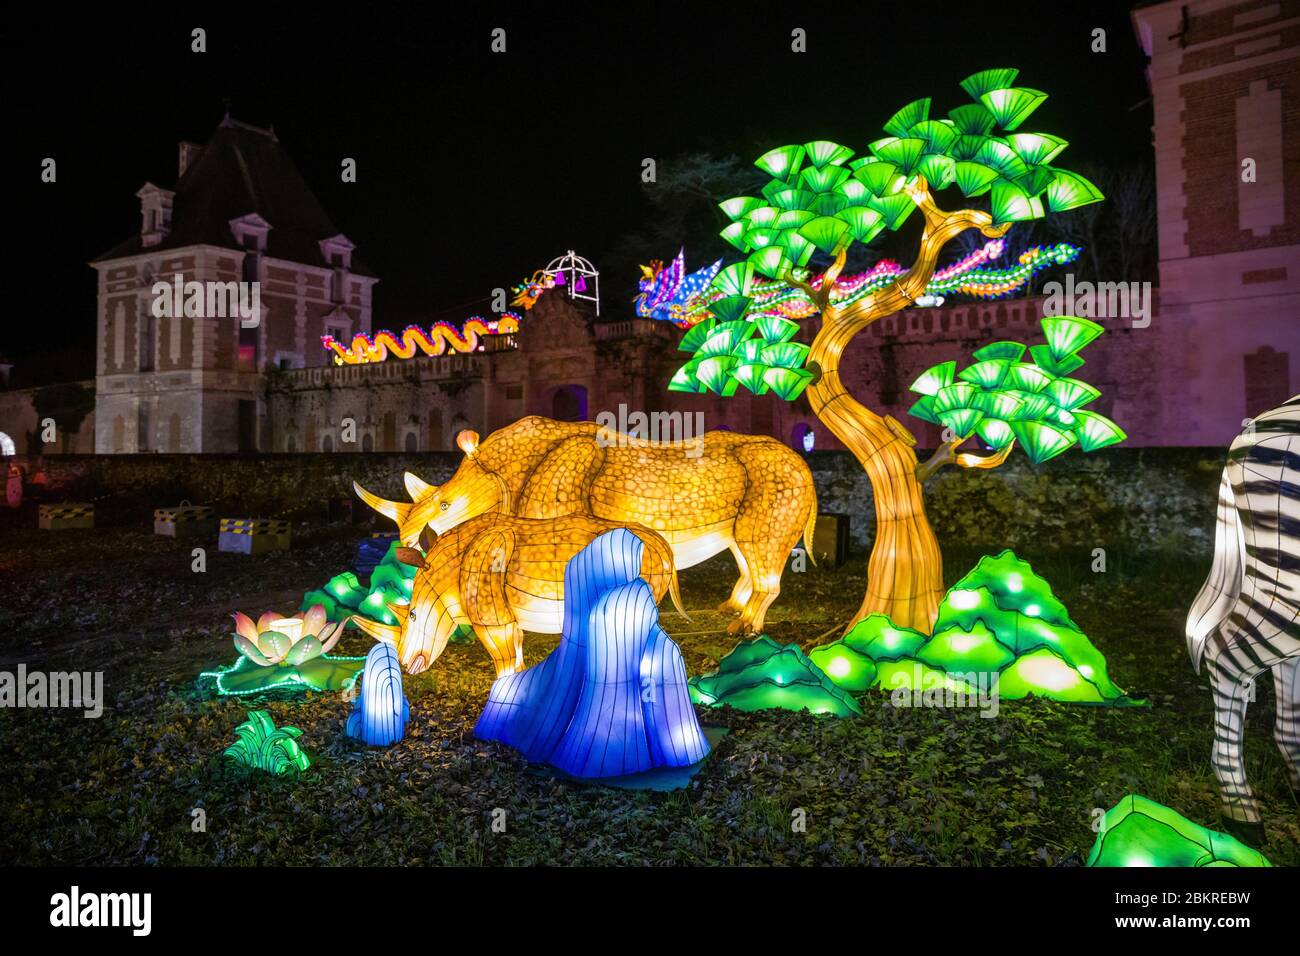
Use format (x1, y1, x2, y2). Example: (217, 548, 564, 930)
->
(1182, 57, 1300, 257)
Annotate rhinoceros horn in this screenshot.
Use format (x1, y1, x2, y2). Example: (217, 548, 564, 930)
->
(350, 614, 399, 645)
(353, 481, 413, 525)
(403, 472, 435, 500)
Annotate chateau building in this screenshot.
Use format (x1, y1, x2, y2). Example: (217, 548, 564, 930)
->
(89, 116, 378, 453)
(0, 4, 1294, 458)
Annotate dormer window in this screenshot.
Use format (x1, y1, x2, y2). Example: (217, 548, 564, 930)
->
(319, 234, 355, 271)
(229, 213, 271, 254)
(136, 184, 175, 248)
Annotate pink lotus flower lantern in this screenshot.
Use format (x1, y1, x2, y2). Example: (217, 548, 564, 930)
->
(231, 605, 345, 667)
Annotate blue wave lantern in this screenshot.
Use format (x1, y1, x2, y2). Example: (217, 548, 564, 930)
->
(347, 642, 410, 746)
(475, 528, 709, 777)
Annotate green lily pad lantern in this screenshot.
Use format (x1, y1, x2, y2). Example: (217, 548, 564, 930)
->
(1088, 795, 1271, 867)
(200, 606, 366, 696)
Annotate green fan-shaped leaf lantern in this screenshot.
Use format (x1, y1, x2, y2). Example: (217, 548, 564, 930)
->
(979, 87, 1048, 130)
(911, 361, 957, 396)
(959, 68, 1020, 100)
(1005, 132, 1068, 166)
(1072, 410, 1128, 452)
(1008, 420, 1078, 463)
(883, 98, 931, 137)
(754, 144, 806, 180)
(803, 139, 854, 168)
(972, 341, 1027, 363)
(1046, 168, 1105, 212)
(1042, 315, 1104, 358)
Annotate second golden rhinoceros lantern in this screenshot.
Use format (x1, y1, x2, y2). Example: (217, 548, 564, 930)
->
(354, 416, 817, 634)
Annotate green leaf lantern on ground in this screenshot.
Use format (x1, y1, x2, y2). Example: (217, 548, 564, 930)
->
(301, 542, 416, 625)
(690, 635, 862, 716)
(1087, 795, 1271, 867)
(298, 542, 474, 643)
(222, 710, 312, 776)
(811, 551, 1137, 704)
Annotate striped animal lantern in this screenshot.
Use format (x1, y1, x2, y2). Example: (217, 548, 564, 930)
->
(218, 518, 291, 555)
(346, 642, 409, 746)
(153, 502, 216, 538)
(38, 502, 94, 531)
(1186, 395, 1299, 843)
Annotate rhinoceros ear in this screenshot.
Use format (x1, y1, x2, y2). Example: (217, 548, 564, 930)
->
(456, 430, 480, 458)
(395, 547, 427, 569)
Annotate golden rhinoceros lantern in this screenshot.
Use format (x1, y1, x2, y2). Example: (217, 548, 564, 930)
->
(354, 416, 817, 634)
(350, 512, 687, 677)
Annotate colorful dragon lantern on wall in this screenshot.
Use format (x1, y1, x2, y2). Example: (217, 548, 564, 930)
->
(324, 261, 577, 365)
(635, 241, 1078, 330)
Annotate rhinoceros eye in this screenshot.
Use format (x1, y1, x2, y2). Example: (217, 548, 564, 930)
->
(439, 501, 450, 512)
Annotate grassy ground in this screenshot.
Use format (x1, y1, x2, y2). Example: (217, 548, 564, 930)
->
(0, 513, 1296, 866)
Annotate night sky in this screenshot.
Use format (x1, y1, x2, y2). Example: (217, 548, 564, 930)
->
(13, 2, 1152, 386)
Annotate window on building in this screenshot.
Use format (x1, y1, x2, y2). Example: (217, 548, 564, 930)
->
(322, 434, 334, 453)
(362, 433, 374, 453)
(1244, 347, 1290, 416)
(404, 432, 417, 453)
(551, 385, 587, 422)
(428, 409, 444, 450)
(140, 313, 155, 371)
(238, 322, 259, 371)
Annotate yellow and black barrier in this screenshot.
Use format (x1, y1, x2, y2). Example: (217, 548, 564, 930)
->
(218, 517, 291, 555)
(154, 503, 217, 538)
(38, 503, 94, 531)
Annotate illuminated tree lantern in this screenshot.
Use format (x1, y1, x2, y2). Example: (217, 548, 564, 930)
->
(669, 68, 1112, 634)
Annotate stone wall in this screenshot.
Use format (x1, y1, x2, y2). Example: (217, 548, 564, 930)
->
(12, 446, 1227, 556)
